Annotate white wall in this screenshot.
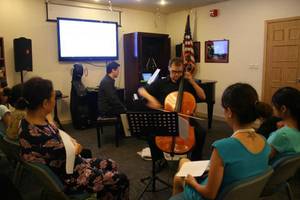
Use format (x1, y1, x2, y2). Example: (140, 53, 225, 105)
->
(2, 0, 299, 122)
(0, 0, 167, 122)
(166, 0, 300, 119)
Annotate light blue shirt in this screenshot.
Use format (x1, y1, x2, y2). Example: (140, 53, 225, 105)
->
(268, 126, 300, 154)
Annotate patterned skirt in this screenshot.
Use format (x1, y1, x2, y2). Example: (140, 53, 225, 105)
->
(61, 157, 129, 200)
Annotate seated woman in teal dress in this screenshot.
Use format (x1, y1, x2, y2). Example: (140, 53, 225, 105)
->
(19, 77, 129, 199)
(170, 83, 272, 200)
(267, 87, 300, 159)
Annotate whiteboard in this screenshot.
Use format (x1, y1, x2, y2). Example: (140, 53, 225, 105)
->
(46, 2, 122, 26)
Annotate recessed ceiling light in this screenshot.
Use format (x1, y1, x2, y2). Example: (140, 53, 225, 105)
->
(159, 0, 167, 6)
(94, 0, 100, 2)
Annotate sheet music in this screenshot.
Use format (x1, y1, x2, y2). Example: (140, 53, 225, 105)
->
(120, 113, 131, 137)
(176, 160, 210, 177)
(178, 116, 189, 139)
(59, 130, 76, 174)
(147, 68, 160, 85)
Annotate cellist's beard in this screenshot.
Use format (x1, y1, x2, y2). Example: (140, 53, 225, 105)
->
(174, 76, 184, 83)
(171, 79, 180, 83)
(170, 77, 177, 83)
(170, 75, 181, 83)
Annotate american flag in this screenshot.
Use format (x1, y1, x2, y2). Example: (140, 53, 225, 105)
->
(182, 14, 195, 73)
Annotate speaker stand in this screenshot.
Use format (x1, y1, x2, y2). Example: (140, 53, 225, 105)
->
(20, 70, 24, 83)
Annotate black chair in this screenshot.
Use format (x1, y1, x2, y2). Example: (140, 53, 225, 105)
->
(261, 153, 300, 200)
(0, 135, 19, 164)
(95, 116, 119, 148)
(22, 161, 92, 200)
(0, 135, 23, 186)
(216, 167, 273, 200)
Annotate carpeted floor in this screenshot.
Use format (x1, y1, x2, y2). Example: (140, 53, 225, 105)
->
(1, 118, 300, 200)
(64, 118, 231, 200)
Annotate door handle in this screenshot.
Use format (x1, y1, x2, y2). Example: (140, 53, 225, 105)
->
(297, 78, 300, 83)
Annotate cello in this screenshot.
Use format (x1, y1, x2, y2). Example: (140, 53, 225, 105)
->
(155, 68, 196, 155)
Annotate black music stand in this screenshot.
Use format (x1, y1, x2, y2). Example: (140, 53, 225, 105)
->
(127, 111, 179, 199)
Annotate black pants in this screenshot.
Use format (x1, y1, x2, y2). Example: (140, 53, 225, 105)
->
(189, 118, 207, 161)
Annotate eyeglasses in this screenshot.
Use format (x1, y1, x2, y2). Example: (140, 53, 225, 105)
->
(170, 70, 183, 74)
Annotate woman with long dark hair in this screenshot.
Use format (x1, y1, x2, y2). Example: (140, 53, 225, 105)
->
(268, 87, 300, 159)
(170, 83, 271, 200)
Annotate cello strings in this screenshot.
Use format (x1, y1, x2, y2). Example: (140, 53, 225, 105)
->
(155, 108, 205, 121)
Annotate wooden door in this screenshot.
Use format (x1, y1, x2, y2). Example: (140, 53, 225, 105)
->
(263, 17, 300, 103)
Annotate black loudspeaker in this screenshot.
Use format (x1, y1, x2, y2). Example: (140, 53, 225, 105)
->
(13, 37, 32, 72)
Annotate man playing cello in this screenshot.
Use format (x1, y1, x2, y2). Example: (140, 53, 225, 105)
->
(138, 57, 207, 160)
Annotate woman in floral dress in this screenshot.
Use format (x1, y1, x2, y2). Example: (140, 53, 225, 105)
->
(19, 77, 129, 199)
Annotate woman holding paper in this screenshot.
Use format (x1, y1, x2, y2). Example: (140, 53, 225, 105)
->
(19, 77, 129, 199)
(170, 83, 271, 200)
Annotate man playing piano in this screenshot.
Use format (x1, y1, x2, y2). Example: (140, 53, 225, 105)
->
(98, 62, 127, 136)
(98, 61, 127, 117)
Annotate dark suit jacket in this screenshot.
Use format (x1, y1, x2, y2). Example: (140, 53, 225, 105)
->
(97, 75, 126, 117)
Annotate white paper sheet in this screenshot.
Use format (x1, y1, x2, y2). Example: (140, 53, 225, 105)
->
(120, 113, 131, 137)
(176, 160, 210, 177)
(59, 129, 76, 174)
(147, 69, 160, 85)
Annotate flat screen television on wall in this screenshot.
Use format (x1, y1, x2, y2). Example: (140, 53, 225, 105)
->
(57, 18, 118, 61)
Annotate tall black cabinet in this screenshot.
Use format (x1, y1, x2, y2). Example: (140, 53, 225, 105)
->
(123, 32, 170, 106)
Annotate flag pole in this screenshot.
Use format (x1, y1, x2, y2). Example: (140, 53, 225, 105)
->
(182, 14, 196, 74)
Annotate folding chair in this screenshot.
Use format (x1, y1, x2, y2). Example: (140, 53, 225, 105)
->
(22, 161, 92, 200)
(261, 153, 300, 200)
(216, 167, 273, 200)
(0, 136, 23, 185)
